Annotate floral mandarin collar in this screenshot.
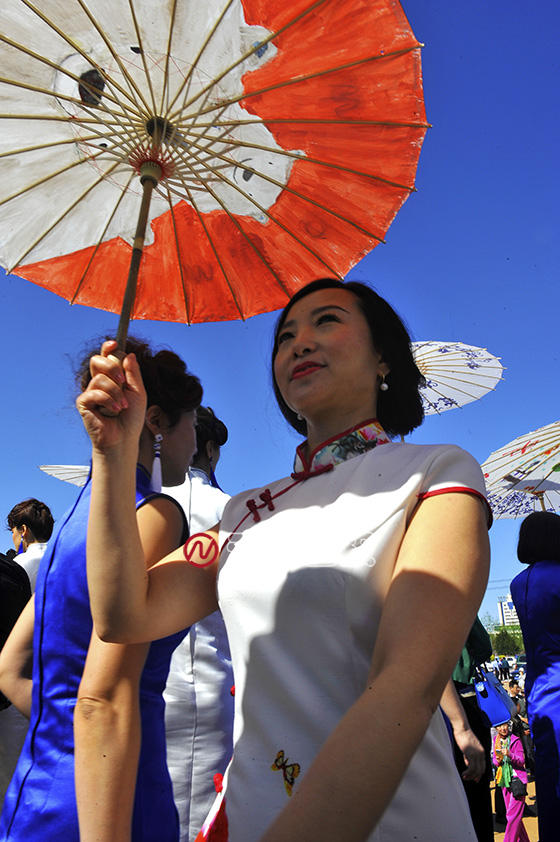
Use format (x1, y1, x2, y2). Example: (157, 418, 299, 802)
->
(292, 419, 390, 478)
(201, 421, 391, 536)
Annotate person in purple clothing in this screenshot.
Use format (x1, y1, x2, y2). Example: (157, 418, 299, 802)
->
(511, 511, 560, 842)
(493, 721, 529, 842)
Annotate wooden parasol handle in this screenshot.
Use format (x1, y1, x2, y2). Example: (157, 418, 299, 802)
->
(535, 492, 546, 512)
(116, 161, 162, 350)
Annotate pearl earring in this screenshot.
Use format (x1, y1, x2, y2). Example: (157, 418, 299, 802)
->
(379, 376, 389, 392)
(296, 413, 303, 421)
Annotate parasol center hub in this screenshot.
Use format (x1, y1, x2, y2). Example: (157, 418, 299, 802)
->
(146, 116, 175, 142)
(139, 161, 163, 185)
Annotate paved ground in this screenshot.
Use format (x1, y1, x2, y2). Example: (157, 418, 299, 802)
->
(492, 779, 539, 841)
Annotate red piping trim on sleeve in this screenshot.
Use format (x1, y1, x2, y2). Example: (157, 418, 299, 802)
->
(417, 486, 493, 528)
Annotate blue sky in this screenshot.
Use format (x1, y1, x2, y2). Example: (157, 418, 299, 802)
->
(1, 0, 558, 622)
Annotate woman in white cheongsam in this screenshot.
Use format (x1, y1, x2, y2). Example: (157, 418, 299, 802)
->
(78, 278, 490, 842)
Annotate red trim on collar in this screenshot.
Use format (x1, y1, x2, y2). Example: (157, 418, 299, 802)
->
(295, 418, 382, 473)
(291, 463, 334, 481)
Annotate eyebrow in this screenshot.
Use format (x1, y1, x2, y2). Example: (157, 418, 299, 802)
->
(280, 304, 349, 331)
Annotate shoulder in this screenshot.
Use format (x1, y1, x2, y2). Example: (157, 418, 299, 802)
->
(137, 493, 188, 539)
(370, 441, 479, 471)
(396, 441, 479, 465)
(510, 567, 529, 594)
(374, 442, 485, 491)
(19, 543, 47, 566)
(388, 443, 490, 525)
(196, 482, 230, 506)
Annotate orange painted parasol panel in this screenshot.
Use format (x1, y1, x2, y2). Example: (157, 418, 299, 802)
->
(0, 0, 427, 324)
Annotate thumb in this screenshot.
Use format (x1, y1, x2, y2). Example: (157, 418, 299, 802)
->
(121, 353, 145, 398)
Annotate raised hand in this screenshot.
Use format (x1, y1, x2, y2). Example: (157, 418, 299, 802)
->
(76, 340, 147, 455)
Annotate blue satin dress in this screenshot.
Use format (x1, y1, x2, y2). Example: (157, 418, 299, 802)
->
(0, 466, 188, 841)
(511, 561, 560, 842)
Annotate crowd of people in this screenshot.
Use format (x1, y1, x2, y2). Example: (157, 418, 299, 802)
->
(0, 278, 557, 842)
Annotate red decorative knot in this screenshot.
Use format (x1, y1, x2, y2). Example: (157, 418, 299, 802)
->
(183, 533, 219, 568)
(291, 463, 334, 481)
(259, 489, 275, 511)
(230, 684, 235, 696)
(246, 499, 261, 523)
(213, 773, 224, 794)
(128, 146, 175, 181)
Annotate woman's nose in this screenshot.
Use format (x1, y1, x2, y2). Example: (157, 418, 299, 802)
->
(292, 329, 316, 356)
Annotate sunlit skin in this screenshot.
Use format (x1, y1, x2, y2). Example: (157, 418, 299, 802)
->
(11, 526, 23, 551)
(134, 405, 197, 490)
(273, 288, 389, 452)
(158, 409, 197, 486)
(10, 524, 34, 552)
(76, 320, 490, 842)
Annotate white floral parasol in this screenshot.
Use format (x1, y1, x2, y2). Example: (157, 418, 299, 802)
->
(481, 420, 560, 519)
(412, 341, 503, 416)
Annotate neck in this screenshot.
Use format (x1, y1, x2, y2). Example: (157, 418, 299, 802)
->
(304, 410, 377, 453)
(192, 457, 212, 477)
(136, 434, 151, 478)
(22, 533, 35, 551)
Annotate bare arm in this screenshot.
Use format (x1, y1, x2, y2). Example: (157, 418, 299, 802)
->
(260, 492, 490, 842)
(75, 495, 190, 842)
(440, 678, 485, 781)
(0, 597, 34, 717)
(77, 344, 218, 644)
(75, 634, 149, 842)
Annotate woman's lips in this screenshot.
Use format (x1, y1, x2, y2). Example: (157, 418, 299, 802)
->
(290, 362, 325, 380)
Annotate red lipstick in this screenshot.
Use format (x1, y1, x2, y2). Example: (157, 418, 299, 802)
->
(290, 361, 325, 380)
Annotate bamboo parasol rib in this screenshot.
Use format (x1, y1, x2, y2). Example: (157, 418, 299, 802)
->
(0, 0, 427, 336)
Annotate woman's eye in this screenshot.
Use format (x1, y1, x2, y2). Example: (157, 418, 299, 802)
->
(277, 330, 294, 345)
(316, 313, 340, 325)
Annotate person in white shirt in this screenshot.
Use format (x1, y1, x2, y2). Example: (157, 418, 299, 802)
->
(1, 498, 53, 805)
(163, 408, 234, 842)
(6, 499, 53, 592)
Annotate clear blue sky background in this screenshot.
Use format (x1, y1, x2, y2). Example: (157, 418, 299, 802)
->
(1, 1, 558, 622)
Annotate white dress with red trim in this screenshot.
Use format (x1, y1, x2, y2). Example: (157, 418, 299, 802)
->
(163, 468, 234, 842)
(210, 421, 488, 842)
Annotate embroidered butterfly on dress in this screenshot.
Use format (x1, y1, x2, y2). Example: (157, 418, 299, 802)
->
(271, 750, 301, 797)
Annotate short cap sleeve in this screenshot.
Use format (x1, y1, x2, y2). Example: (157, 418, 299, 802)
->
(418, 445, 492, 527)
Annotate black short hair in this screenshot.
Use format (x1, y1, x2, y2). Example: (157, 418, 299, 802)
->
(517, 511, 560, 564)
(195, 406, 228, 454)
(508, 679, 519, 689)
(7, 499, 54, 543)
(271, 278, 424, 438)
(78, 336, 202, 427)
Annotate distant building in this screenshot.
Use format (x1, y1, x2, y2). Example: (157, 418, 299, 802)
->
(497, 594, 520, 626)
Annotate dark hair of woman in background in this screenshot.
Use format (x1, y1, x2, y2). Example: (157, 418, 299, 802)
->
(0, 337, 201, 842)
(7, 499, 54, 547)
